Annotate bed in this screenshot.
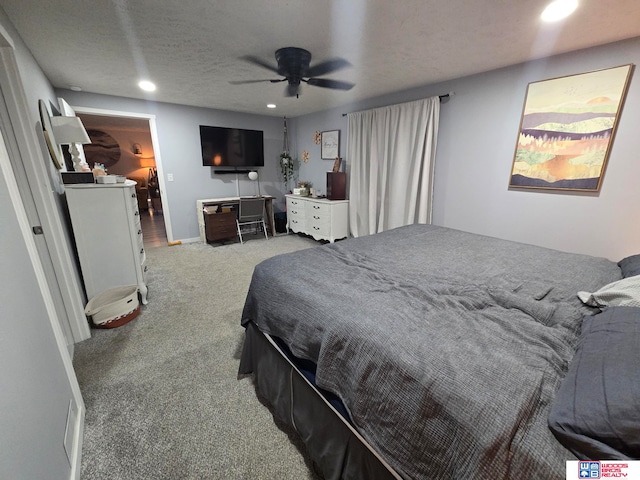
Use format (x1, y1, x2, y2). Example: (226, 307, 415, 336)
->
(238, 224, 640, 479)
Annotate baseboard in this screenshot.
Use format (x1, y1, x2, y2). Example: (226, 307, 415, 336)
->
(177, 237, 201, 244)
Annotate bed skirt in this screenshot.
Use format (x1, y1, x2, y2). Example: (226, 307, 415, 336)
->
(238, 321, 401, 480)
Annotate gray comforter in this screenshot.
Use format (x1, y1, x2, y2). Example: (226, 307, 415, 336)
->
(241, 225, 621, 479)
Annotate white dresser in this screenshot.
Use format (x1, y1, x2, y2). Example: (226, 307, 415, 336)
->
(286, 195, 349, 243)
(65, 180, 148, 304)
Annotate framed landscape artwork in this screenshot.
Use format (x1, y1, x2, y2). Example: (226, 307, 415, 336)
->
(508, 64, 634, 192)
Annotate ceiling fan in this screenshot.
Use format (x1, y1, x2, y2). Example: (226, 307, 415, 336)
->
(231, 47, 355, 98)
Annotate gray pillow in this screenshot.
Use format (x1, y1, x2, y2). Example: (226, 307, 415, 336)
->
(548, 307, 640, 460)
(618, 254, 640, 278)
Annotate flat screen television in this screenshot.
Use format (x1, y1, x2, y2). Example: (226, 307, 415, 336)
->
(200, 125, 264, 169)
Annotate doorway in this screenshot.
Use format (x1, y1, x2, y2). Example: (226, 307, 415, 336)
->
(73, 109, 171, 247)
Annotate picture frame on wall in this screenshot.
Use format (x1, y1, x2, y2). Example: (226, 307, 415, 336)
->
(38, 99, 63, 169)
(321, 130, 340, 159)
(508, 63, 634, 192)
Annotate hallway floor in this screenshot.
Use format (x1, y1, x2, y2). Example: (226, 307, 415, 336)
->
(140, 207, 167, 248)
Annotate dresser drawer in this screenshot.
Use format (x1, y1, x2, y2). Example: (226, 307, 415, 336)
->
(206, 212, 236, 225)
(286, 198, 306, 220)
(288, 208, 305, 221)
(307, 220, 329, 236)
(305, 201, 330, 218)
(307, 209, 330, 225)
(287, 197, 304, 209)
(135, 224, 144, 244)
(288, 217, 305, 230)
(208, 226, 237, 241)
(130, 189, 139, 211)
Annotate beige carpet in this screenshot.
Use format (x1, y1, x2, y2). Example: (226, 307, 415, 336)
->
(73, 234, 323, 479)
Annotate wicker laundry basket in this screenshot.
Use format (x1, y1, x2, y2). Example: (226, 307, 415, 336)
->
(85, 285, 140, 328)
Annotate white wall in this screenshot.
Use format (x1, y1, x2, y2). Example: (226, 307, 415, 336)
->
(431, 39, 640, 261)
(292, 37, 640, 261)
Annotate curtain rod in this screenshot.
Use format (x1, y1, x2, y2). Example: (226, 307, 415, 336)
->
(341, 91, 454, 117)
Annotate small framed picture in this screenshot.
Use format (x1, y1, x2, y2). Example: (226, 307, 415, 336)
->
(321, 130, 340, 159)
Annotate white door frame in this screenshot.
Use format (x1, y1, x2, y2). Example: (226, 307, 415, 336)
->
(70, 106, 174, 243)
(0, 25, 90, 345)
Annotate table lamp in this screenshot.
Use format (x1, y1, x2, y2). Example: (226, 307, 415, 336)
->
(51, 116, 91, 171)
(248, 170, 261, 196)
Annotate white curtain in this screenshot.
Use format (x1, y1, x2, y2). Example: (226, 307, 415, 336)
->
(347, 97, 440, 237)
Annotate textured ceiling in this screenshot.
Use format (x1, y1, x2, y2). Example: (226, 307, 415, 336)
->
(1, 0, 640, 118)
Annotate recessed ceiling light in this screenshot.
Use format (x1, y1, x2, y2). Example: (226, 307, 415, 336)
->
(267, 104, 277, 109)
(69, 85, 82, 92)
(541, 0, 578, 22)
(138, 80, 156, 92)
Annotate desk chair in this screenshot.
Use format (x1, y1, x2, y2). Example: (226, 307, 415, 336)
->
(236, 197, 268, 244)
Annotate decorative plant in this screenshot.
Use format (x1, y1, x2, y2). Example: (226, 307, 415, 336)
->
(279, 117, 297, 191)
(279, 151, 294, 187)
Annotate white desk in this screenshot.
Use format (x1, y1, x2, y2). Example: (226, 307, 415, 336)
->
(196, 196, 274, 243)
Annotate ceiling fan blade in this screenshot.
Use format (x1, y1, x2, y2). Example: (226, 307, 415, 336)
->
(241, 55, 279, 74)
(285, 83, 300, 97)
(229, 79, 276, 85)
(306, 78, 355, 91)
(306, 58, 351, 77)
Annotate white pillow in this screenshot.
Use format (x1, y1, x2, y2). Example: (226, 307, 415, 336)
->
(578, 275, 640, 308)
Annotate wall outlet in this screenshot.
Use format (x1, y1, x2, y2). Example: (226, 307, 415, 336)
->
(167, 173, 174, 181)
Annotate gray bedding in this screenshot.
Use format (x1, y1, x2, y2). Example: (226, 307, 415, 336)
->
(241, 224, 621, 479)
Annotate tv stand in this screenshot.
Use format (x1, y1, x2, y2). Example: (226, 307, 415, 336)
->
(213, 169, 253, 175)
(196, 196, 275, 243)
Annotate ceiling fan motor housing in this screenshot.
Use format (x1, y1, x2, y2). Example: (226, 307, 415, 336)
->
(275, 47, 311, 85)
